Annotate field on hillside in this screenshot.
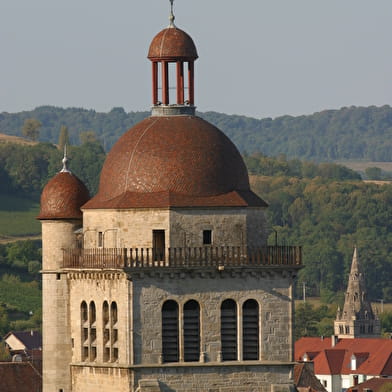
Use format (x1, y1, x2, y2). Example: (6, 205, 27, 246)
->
(338, 161, 392, 173)
(0, 195, 41, 238)
(0, 133, 36, 146)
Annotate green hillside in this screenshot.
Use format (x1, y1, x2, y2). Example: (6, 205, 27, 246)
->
(0, 195, 40, 238)
(2, 105, 392, 161)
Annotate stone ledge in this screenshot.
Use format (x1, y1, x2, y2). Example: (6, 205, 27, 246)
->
(71, 360, 295, 369)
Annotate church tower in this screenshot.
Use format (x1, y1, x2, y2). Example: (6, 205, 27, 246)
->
(40, 2, 302, 391)
(334, 247, 381, 338)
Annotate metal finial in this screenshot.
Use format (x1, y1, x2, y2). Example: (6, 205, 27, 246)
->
(60, 144, 71, 173)
(169, 0, 175, 27)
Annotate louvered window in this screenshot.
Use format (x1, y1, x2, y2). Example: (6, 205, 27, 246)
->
(111, 302, 119, 362)
(89, 302, 97, 361)
(221, 299, 237, 361)
(81, 301, 88, 361)
(162, 300, 179, 362)
(183, 300, 200, 362)
(242, 299, 259, 360)
(103, 301, 110, 362)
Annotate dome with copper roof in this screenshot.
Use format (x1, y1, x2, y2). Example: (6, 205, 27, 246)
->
(83, 4, 267, 210)
(148, 26, 198, 61)
(84, 116, 266, 209)
(38, 156, 90, 220)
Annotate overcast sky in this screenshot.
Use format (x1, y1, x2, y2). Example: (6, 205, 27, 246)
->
(1, 0, 392, 119)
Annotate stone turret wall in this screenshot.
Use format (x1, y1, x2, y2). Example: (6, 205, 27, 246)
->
(41, 219, 81, 392)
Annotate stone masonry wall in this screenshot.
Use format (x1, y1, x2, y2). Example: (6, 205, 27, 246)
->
(68, 272, 131, 365)
(82, 207, 267, 250)
(41, 219, 81, 392)
(131, 270, 294, 365)
(134, 364, 294, 392)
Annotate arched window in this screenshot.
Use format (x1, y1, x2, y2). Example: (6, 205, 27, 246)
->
(111, 302, 118, 361)
(242, 299, 259, 360)
(183, 300, 200, 362)
(89, 302, 97, 361)
(162, 300, 179, 362)
(81, 301, 88, 361)
(103, 301, 110, 362)
(221, 299, 237, 361)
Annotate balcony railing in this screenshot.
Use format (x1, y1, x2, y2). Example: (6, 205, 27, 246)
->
(62, 246, 301, 269)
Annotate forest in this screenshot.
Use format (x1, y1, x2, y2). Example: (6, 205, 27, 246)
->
(2, 104, 392, 161)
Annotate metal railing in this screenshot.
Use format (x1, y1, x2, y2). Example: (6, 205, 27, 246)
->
(62, 246, 301, 269)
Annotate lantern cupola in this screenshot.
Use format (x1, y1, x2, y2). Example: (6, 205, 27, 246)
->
(148, 0, 198, 116)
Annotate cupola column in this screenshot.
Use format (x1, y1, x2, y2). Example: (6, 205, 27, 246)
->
(176, 61, 184, 104)
(188, 61, 195, 105)
(152, 62, 159, 105)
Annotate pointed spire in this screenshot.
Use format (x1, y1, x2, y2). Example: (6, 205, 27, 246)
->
(60, 144, 71, 173)
(168, 0, 176, 27)
(350, 246, 360, 275)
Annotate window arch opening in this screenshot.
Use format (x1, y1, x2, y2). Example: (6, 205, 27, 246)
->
(221, 299, 237, 361)
(183, 300, 200, 362)
(242, 299, 259, 360)
(162, 300, 179, 362)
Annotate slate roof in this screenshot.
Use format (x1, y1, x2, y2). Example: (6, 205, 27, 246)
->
(4, 331, 42, 351)
(295, 337, 392, 376)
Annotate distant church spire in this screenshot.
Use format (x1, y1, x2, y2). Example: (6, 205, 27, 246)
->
(334, 247, 381, 338)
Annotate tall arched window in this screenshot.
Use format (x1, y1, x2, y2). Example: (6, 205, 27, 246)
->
(103, 301, 110, 362)
(162, 300, 179, 362)
(111, 302, 118, 361)
(183, 300, 200, 362)
(221, 299, 237, 361)
(89, 301, 97, 361)
(242, 299, 259, 360)
(81, 301, 88, 361)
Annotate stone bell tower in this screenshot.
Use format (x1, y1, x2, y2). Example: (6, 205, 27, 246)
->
(40, 2, 302, 391)
(334, 247, 381, 338)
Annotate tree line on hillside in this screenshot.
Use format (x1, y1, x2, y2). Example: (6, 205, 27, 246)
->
(252, 176, 392, 303)
(2, 105, 392, 160)
(0, 141, 105, 199)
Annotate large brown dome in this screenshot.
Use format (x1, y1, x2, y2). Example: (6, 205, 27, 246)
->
(38, 172, 90, 220)
(83, 116, 267, 209)
(148, 27, 198, 61)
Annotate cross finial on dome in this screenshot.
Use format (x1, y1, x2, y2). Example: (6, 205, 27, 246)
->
(169, 0, 176, 27)
(60, 144, 71, 173)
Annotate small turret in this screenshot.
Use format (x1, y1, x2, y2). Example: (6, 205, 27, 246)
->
(39, 149, 90, 392)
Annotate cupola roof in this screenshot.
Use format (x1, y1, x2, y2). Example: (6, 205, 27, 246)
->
(38, 148, 90, 220)
(83, 116, 266, 209)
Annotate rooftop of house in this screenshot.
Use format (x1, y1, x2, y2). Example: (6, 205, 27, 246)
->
(347, 377, 392, 392)
(294, 362, 328, 392)
(4, 331, 42, 351)
(295, 337, 392, 376)
(0, 362, 42, 392)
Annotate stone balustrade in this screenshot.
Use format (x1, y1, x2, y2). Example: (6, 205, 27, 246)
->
(62, 246, 301, 269)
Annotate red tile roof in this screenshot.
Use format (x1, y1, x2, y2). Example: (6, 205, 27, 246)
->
(83, 189, 267, 209)
(295, 337, 392, 376)
(347, 377, 392, 392)
(0, 362, 42, 392)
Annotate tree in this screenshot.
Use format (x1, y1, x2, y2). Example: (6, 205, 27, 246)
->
(58, 125, 69, 151)
(22, 118, 41, 141)
(365, 167, 382, 180)
(79, 130, 98, 144)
